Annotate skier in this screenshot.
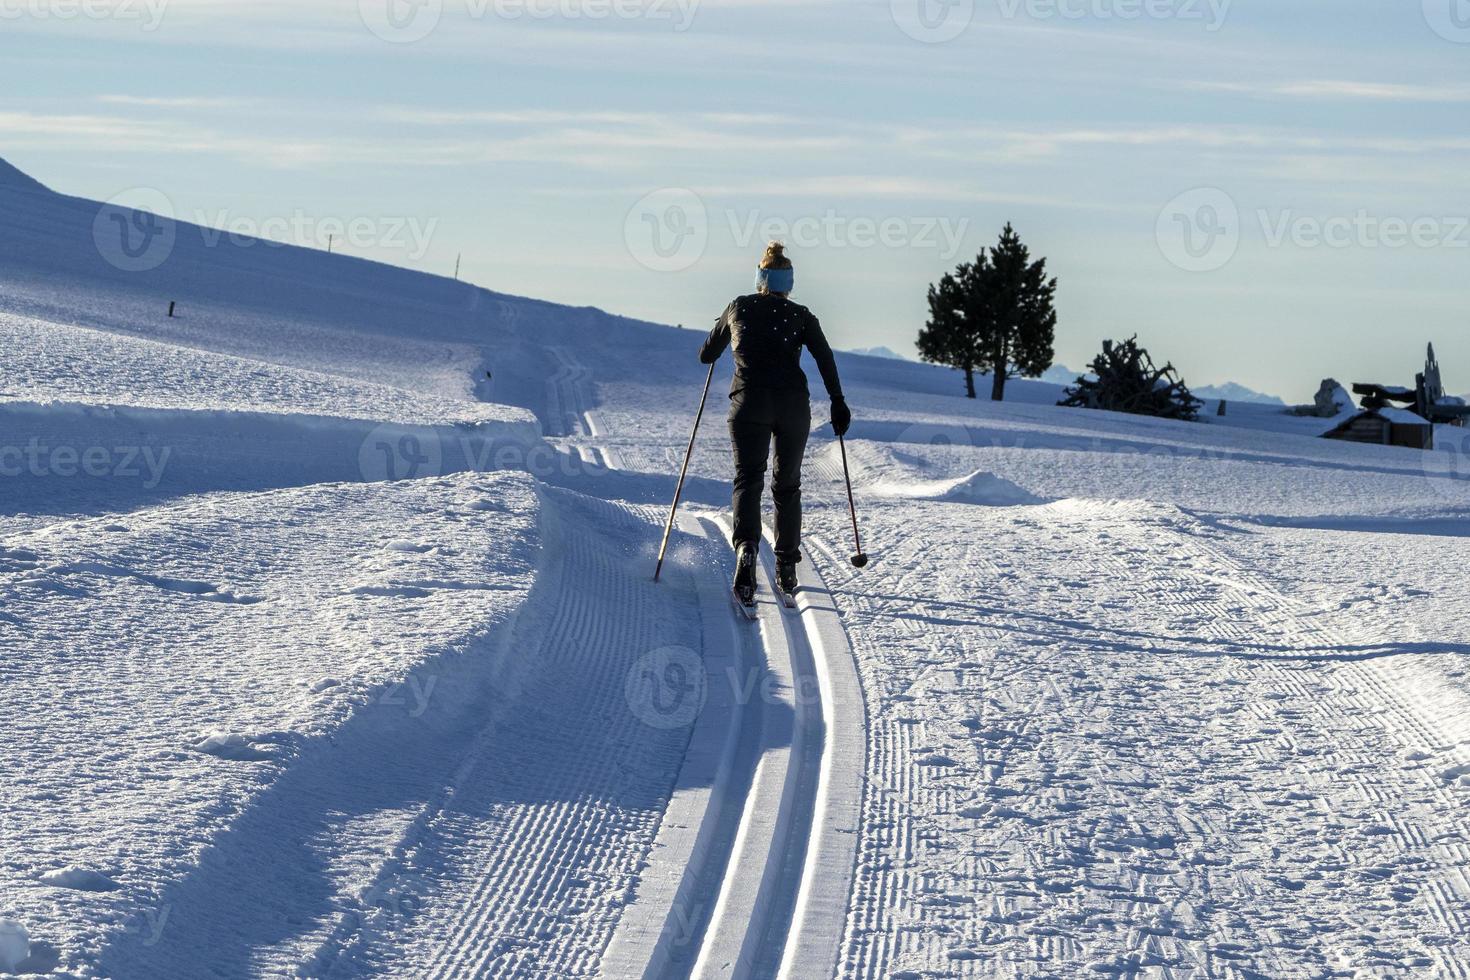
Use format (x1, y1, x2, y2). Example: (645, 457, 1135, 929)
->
(699, 242, 850, 611)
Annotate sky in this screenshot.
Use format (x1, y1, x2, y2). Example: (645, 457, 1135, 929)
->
(1, 0, 1467, 400)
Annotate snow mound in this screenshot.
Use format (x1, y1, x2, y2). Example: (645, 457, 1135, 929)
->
(37, 866, 118, 892)
(191, 732, 273, 762)
(384, 540, 434, 553)
(0, 919, 28, 971)
(871, 470, 1044, 506)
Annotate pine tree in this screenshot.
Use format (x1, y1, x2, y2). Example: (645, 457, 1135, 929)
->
(917, 223, 1057, 401)
(917, 269, 977, 398)
(985, 224, 1057, 401)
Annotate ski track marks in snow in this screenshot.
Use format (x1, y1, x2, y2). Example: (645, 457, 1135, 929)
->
(2, 473, 544, 977)
(827, 496, 1470, 979)
(525, 347, 866, 980)
(2, 309, 724, 978)
(310, 489, 702, 979)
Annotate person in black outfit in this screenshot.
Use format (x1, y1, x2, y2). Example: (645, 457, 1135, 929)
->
(699, 242, 851, 604)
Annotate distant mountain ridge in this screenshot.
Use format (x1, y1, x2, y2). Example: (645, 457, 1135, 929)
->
(1041, 364, 1080, 386)
(846, 346, 910, 361)
(1192, 382, 1286, 406)
(1036, 366, 1283, 405)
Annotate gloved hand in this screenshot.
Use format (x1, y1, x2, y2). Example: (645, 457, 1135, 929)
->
(831, 397, 852, 438)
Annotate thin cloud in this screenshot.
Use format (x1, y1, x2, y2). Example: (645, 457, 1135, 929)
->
(99, 95, 260, 109)
(379, 108, 807, 128)
(686, 175, 1106, 210)
(1189, 79, 1470, 103)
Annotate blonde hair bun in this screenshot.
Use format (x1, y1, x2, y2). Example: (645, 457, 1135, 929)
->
(760, 241, 793, 270)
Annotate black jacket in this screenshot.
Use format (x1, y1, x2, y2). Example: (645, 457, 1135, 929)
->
(700, 293, 844, 400)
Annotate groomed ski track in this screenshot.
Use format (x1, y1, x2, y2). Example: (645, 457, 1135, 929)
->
(554, 343, 867, 980)
(601, 517, 864, 980)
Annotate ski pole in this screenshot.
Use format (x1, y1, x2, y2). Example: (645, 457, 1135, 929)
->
(654, 362, 716, 582)
(838, 434, 869, 568)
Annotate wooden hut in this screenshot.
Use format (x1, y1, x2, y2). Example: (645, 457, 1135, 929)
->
(1324, 406, 1433, 450)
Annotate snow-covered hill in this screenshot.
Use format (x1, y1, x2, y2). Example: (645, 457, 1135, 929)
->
(5, 158, 1470, 978)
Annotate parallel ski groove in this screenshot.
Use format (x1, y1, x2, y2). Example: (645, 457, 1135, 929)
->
(323, 491, 696, 979)
(776, 537, 866, 980)
(598, 516, 761, 979)
(683, 526, 809, 980)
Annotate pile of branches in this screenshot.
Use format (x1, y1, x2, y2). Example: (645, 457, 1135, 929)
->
(1059, 335, 1203, 421)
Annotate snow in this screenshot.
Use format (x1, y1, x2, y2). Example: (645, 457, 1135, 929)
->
(1379, 405, 1432, 426)
(0, 921, 30, 971)
(5, 158, 1470, 977)
(866, 466, 1045, 506)
(36, 868, 119, 893)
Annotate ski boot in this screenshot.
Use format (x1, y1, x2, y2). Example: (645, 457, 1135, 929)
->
(776, 558, 799, 608)
(732, 541, 758, 618)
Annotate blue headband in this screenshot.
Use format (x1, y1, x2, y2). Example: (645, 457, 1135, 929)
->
(756, 267, 794, 293)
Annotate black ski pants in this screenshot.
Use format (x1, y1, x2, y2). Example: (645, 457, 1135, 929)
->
(728, 386, 810, 563)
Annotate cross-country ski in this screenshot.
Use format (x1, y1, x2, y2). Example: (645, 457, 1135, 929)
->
(731, 585, 759, 620)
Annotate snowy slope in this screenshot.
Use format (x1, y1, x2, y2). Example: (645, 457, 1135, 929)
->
(5, 158, 1470, 979)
